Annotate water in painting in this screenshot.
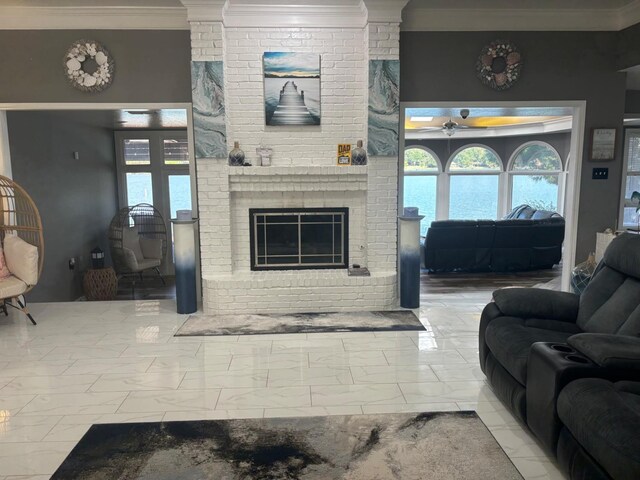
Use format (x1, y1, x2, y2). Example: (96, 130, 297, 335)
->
(264, 52, 320, 125)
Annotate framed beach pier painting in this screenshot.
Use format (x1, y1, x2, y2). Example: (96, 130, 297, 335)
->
(264, 52, 321, 126)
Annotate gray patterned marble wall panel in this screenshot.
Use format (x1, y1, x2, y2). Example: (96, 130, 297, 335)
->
(191, 61, 226, 159)
(368, 60, 399, 156)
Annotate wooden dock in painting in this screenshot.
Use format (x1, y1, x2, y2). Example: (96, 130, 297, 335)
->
(269, 81, 316, 125)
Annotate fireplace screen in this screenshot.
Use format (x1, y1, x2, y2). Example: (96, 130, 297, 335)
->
(249, 208, 348, 270)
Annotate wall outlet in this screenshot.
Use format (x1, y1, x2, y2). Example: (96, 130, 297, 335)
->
(592, 168, 609, 180)
(68, 257, 76, 270)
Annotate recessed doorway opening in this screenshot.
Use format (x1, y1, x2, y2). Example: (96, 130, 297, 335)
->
(0, 103, 198, 303)
(399, 102, 585, 294)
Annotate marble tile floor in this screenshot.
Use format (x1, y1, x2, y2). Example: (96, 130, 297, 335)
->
(0, 295, 564, 479)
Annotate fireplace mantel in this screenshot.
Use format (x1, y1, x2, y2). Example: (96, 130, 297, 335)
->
(227, 166, 368, 177)
(228, 165, 368, 192)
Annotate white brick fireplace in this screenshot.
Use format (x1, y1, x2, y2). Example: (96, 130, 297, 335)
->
(183, 0, 404, 314)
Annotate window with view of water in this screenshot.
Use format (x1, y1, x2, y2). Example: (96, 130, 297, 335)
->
(115, 127, 191, 274)
(403, 140, 568, 228)
(622, 130, 640, 227)
(403, 148, 439, 234)
(448, 146, 501, 219)
(510, 143, 562, 212)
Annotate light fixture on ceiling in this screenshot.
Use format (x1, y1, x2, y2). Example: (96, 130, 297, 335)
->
(443, 119, 457, 136)
(410, 116, 434, 122)
(125, 110, 155, 115)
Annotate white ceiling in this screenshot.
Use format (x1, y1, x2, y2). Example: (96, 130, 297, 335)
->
(0, 0, 182, 6)
(405, 0, 634, 9)
(0, 0, 632, 8)
(0, 0, 639, 31)
(35, 109, 189, 130)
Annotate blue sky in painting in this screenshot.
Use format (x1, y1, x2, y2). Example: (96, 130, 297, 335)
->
(263, 52, 320, 77)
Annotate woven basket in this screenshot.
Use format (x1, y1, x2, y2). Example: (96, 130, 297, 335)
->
(83, 267, 118, 301)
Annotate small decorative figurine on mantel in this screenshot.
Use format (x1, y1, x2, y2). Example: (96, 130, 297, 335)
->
(228, 141, 245, 166)
(256, 145, 273, 166)
(351, 140, 367, 165)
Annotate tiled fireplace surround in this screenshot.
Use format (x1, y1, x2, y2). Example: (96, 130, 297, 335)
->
(190, 9, 400, 315)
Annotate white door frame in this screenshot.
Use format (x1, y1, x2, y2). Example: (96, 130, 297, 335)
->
(0, 102, 202, 301)
(399, 100, 586, 292)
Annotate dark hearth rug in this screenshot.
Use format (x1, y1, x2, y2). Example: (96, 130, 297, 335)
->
(175, 310, 425, 336)
(51, 412, 523, 480)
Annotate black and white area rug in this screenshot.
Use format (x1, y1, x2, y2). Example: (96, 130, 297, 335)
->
(51, 412, 522, 480)
(175, 310, 425, 336)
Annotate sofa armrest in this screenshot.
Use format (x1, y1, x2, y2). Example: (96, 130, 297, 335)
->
(492, 288, 579, 321)
(139, 237, 163, 260)
(568, 333, 640, 371)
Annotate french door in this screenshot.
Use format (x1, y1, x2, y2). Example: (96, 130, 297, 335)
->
(114, 130, 192, 274)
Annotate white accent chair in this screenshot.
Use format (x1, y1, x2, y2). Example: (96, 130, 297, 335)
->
(108, 203, 167, 294)
(0, 175, 44, 325)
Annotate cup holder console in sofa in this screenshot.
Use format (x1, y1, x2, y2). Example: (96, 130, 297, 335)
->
(479, 233, 640, 480)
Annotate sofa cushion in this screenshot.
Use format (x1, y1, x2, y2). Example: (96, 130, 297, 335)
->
(577, 266, 640, 335)
(558, 378, 640, 480)
(0, 275, 28, 299)
(3, 235, 39, 286)
(515, 206, 536, 219)
(485, 317, 578, 384)
(601, 233, 640, 279)
(504, 204, 530, 219)
(531, 210, 559, 220)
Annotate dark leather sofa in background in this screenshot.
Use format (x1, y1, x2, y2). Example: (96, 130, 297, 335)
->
(479, 233, 640, 480)
(423, 205, 565, 272)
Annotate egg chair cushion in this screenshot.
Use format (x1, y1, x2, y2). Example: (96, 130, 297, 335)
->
(0, 275, 28, 299)
(140, 237, 163, 260)
(0, 250, 11, 279)
(122, 226, 145, 262)
(4, 235, 39, 286)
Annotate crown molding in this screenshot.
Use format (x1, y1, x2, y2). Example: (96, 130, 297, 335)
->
(220, 1, 368, 29)
(179, 0, 225, 23)
(617, 0, 640, 29)
(363, 0, 408, 23)
(0, 6, 189, 30)
(401, 4, 640, 32)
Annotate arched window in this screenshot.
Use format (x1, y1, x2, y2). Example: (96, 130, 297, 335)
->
(509, 142, 562, 212)
(447, 145, 502, 220)
(403, 147, 440, 234)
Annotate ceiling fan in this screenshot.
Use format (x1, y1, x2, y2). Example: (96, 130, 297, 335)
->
(416, 109, 487, 137)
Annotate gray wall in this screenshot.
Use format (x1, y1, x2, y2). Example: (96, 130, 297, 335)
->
(0, 30, 191, 104)
(401, 31, 627, 263)
(7, 111, 119, 302)
(626, 90, 640, 113)
(406, 132, 572, 172)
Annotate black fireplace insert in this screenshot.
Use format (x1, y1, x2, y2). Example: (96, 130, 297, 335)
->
(249, 208, 348, 271)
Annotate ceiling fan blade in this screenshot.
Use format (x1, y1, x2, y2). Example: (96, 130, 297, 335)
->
(415, 127, 445, 132)
(455, 125, 488, 129)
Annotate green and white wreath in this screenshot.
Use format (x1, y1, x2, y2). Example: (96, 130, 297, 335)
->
(63, 40, 114, 93)
(476, 40, 523, 91)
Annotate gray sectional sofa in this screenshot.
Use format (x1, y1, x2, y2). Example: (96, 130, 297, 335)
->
(423, 205, 565, 272)
(479, 233, 640, 479)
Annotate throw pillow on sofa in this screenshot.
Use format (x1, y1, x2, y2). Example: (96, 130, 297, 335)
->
(3, 235, 38, 285)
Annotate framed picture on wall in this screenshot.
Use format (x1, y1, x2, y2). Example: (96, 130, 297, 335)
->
(590, 128, 617, 161)
(263, 52, 321, 126)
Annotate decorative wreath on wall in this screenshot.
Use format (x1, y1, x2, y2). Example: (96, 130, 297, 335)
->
(63, 40, 114, 93)
(476, 40, 523, 91)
